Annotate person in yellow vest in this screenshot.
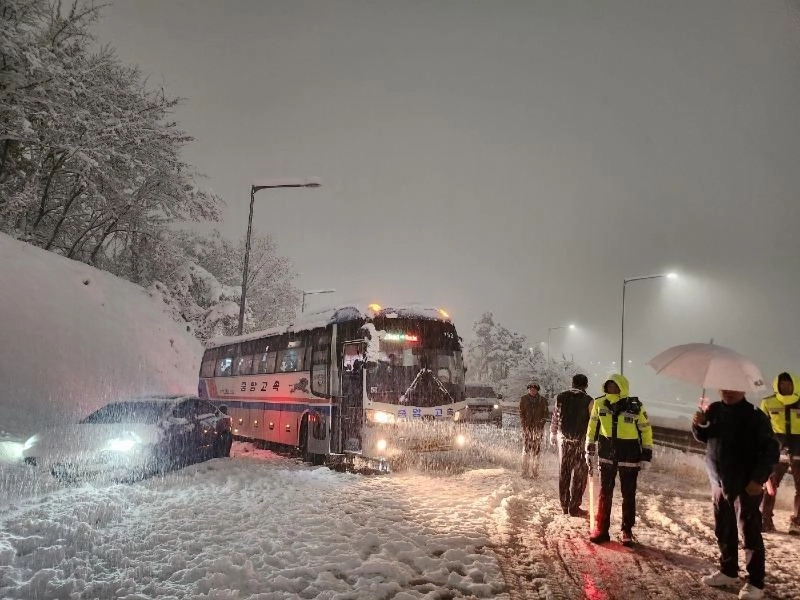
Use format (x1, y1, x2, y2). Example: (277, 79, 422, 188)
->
(759, 372, 800, 534)
(585, 374, 653, 546)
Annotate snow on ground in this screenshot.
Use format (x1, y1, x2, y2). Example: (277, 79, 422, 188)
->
(2, 428, 800, 600)
(3, 236, 799, 598)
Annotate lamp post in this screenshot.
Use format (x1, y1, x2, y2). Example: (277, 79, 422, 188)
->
(547, 324, 575, 363)
(301, 289, 335, 313)
(237, 178, 321, 336)
(620, 272, 676, 375)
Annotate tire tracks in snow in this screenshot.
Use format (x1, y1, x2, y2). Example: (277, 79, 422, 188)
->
(488, 478, 734, 600)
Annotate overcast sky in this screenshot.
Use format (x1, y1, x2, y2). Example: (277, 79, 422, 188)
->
(96, 0, 800, 401)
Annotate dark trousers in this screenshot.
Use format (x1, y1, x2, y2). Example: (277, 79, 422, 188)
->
(596, 463, 638, 534)
(712, 486, 765, 588)
(558, 438, 588, 512)
(761, 460, 800, 521)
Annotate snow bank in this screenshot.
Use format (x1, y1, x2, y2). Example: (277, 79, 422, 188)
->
(0, 234, 202, 442)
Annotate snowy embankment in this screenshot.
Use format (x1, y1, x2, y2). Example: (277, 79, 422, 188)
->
(0, 234, 202, 446)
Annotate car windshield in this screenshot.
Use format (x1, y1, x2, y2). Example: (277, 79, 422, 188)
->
(79, 401, 172, 424)
(465, 385, 497, 398)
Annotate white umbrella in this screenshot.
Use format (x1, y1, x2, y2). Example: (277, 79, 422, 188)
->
(647, 342, 767, 393)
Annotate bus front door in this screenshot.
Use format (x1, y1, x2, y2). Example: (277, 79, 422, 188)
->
(340, 341, 365, 453)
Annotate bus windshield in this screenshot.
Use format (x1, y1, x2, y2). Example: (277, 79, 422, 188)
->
(365, 318, 464, 406)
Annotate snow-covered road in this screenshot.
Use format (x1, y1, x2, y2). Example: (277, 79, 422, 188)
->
(1, 428, 799, 600)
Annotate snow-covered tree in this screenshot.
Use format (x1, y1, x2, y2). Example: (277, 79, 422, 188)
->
(465, 311, 582, 400)
(465, 312, 528, 384)
(0, 0, 221, 270)
(502, 346, 580, 401)
(146, 229, 301, 341)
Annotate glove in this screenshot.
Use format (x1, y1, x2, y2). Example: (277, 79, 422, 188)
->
(639, 461, 651, 472)
(585, 443, 596, 469)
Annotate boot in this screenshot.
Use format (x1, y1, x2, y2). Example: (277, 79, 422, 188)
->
(589, 530, 610, 544)
(521, 453, 531, 478)
(530, 454, 540, 478)
(761, 516, 775, 533)
(789, 517, 800, 536)
(620, 529, 633, 546)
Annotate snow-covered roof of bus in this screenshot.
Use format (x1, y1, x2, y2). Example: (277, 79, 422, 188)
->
(205, 304, 453, 349)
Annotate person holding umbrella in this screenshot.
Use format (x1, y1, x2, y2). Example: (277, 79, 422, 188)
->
(759, 371, 800, 534)
(585, 373, 653, 546)
(693, 389, 779, 600)
(648, 342, 779, 599)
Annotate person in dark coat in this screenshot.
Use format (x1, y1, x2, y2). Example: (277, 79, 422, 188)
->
(520, 383, 549, 478)
(550, 373, 593, 516)
(693, 389, 779, 600)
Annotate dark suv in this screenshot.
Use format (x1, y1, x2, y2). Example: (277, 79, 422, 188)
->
(457, 384, 503, 427)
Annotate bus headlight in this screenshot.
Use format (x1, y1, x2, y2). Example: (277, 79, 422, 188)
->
(369, 411, 395, 424)
(376, 439, 388, 453)
(455, 434, 467, 448)
(493, 404, 499, 410)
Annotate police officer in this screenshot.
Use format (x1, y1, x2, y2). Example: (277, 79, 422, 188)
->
(585, 374, 653, 546)
(759, 371, 800, 534)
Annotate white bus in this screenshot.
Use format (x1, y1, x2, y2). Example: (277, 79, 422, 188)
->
(198, 303, 468, 471)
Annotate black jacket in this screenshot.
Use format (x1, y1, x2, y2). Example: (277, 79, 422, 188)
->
(692, 399, 779, 497)
(551, 388, 593, 440)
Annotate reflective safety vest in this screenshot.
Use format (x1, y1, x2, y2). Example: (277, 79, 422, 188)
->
(586, 395, 653, 467)
(760, 394, 800, 459)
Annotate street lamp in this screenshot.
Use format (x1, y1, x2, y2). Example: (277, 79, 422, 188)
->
(301, 289, 335, 313)
(237, 178, 321, 336)
(620, 272, 677, 375)
(547, 324, 575, 362)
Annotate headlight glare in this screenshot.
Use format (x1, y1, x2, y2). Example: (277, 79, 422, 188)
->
(370, 410, 395, 424)
(107, 433, 142, 453)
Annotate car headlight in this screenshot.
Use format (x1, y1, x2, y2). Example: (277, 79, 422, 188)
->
(376, 439, 388, 452)
(106, 432, 143, 453)
(493, 404, 499, 410)
(23, 435, 38, 451)
(455, 434, 467, 448)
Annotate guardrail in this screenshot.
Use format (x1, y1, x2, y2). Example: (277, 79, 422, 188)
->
(651, 425, 705, 455)
(501, 410, 704, 455)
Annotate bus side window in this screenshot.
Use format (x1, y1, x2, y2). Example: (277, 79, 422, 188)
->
(215, 357, 233, 377)
(233, 354, 254, 376)
(310, 328, 331, 396)
(200, 358, 216, 378)
(257, 351, 277, 374)
(278, 348, 302, 372)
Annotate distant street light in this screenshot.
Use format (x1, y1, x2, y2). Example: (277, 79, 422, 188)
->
(237, 178, 321, 336)
(547, 324, 576, 363)
(620, 272, 677, 375)
(301, 289, 335, 313)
